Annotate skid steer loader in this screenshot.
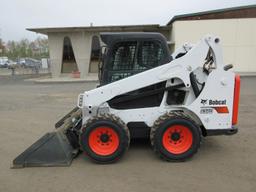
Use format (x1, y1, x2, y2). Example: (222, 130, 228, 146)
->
(12, 33, 240, 167)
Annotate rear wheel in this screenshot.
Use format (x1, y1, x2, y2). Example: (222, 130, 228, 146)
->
(150, 112, 201, 161)
(80, 114, 130, 163)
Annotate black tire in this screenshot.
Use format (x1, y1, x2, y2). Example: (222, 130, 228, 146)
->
(80, 114, 130, 163)
(150, 112, 201, 161)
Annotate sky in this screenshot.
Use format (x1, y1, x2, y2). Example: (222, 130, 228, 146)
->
(0, 0, 255, 41)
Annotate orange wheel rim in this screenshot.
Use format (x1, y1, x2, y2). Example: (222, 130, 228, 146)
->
(88, 126, 119, 156)
(162, 125, 193, 154)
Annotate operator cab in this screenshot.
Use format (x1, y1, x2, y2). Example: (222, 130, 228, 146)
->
(99, 32, 171, 85)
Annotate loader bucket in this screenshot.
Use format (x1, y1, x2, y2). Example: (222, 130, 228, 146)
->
(12, 131, 78, 168)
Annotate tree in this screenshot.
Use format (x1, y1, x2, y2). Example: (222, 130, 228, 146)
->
(0, 38, 6, 56)
(3, 37, 49, 60)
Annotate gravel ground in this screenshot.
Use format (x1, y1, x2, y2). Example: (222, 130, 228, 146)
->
(0, 75, 255, 192)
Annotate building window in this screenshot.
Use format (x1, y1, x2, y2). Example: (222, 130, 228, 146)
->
(89, 35, 101, 73)
(91, 36, 101, 60)
(62, 36, 78, 73)
(63, 37, 76, 62)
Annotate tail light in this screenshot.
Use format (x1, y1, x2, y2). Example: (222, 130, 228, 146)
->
(232, 75, 240, 125)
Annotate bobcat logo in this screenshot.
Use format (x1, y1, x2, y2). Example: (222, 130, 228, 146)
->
(201, 99, 208, 105)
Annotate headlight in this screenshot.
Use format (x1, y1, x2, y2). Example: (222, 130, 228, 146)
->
(77, 94, 84, 108)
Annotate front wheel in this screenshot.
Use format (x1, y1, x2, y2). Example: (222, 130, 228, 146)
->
(150, 112, 201, 161)
(80, 114, 130, 163)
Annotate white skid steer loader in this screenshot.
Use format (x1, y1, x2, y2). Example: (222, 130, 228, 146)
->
(12, 33, 240, 167)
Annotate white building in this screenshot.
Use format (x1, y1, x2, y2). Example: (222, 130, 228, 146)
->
(167, 5, 256, 74)
(28, 4, 256, 78)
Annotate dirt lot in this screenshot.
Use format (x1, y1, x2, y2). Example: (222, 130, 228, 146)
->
(0, 75, 255, 192)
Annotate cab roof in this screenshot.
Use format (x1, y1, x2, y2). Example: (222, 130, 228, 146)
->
(100, 32, 168, 46)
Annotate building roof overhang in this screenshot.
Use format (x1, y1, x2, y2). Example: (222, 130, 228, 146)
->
(167, 4, 256, 25)
(27, 24, 170, 35)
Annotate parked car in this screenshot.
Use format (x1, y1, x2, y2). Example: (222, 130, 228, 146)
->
(18, 58, 41, 68)
(0, 57, 8, 68)
(7, 60, 17, 69)
(17, 58, 26, 67)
